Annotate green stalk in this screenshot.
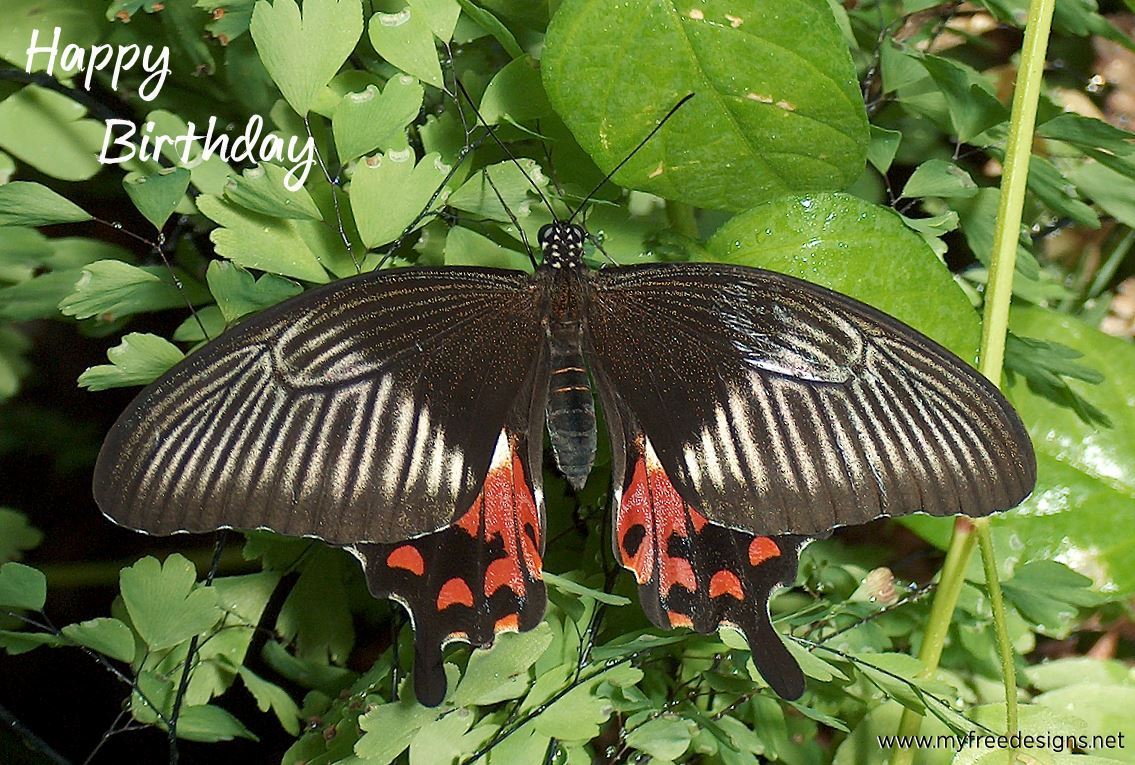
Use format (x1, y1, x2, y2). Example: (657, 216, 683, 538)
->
(666, 201, 699, 239)
(977, 519, 1019, 738)
(889, 0, 1054, 757)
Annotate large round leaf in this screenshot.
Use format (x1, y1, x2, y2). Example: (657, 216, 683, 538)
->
(991, 307, 1135, 595)
(706, 192, 980, 361)
(542, 0, 868, 212)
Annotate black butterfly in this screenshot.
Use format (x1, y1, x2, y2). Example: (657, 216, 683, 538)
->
(93, 201, 1036, 705)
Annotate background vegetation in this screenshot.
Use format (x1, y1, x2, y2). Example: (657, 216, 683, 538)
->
(0, 0, 1133, 763)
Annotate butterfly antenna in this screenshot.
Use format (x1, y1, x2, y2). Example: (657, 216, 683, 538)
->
(536, 118, 569, 202)
(567, 93, 695, 224)
(482, 167, 539, 268)
(581, 204, 617, 266)
(453, 78, 560, 222)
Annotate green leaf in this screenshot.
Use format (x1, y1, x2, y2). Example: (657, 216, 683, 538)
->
(147, 110, 234, 195)
(0, 269, 86, 321)
(408, 0, 461, 41)
(250, 0, 363, 115)
(544, 571, 631, 606)
(448, 159, 549, 221)
(368, 7, 443, 88)
(990, 306, 1135, 595)
(239, 666, 301, 734)
(481, 56, 552, 125)
(443, 226, 529, 269)
(0, 561, 46, 611)
(61, 617, 136, 662)
(119, 554, 223, 650)
(707, 193, 980, 361)
(1025, 155, 1099, 227)
(175, 703, 259, 742)
(173, 305, 226, 343)
(356, 682, 446, 762)
(59, 261, 204, 321)
(866, 125, 902, 174)
(197, 195, 331, 282)
(453, 623, 553, 706)
(333, 76, 424, 163)
(626, 715, 697, 761)
(0, 326, 30, 402)
(854, 653, 927, 713)
(349, 150, 450, 248)
(1001, 561, 1100, 635)
(1067, 160, 1135, 228)
(0, 508, 43, 562)
(0, 630, 62, 654)
(275, 548, 354, 663)
(901, 159, 978, 199)
(0, 87, 105, 181)
(206, 261, 303, 323)
(223, 163, 323, 221)
(919, 55, 1008, 143)
(543, 0, 868, 211)
(454, 0, 523, 58)
(0, 182, 91, 227)
(80, 329, 182, 388)
(530, 663, 643, 741)
(409, 708, 475, 765)
(124, 168, 192, 230)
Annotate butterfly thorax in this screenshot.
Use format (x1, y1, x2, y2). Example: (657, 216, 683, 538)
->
(538, 221, 586, 270)
(539, 222, 597, 489)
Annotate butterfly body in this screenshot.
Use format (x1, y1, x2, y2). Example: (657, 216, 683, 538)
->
(94, 221, 1035, 706)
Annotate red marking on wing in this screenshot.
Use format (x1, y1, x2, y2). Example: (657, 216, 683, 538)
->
(618, 451, 706, 595)
(437, 577, 474, 610)
(387, 545, 425, 575)
(485, 558, 522, 596)
(709, 569, 745, 600)
(748, 536, 781, 565)
(668, 611, 694, 628)
(453, 450, 543, 597)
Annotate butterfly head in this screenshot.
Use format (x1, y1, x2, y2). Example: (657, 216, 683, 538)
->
(538, 222, 586, 270)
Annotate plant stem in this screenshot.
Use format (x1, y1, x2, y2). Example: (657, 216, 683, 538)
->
(978, 0, 1056, 381)
(666, 201, 699, 239)
(977, 519, 1019, 736)
(889, 0, 1054, 756)
(890, 519, 976, 765)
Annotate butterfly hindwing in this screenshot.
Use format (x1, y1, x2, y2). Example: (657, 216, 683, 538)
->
(354, 349, 550, 706)
(585, 262, 1036, 536)
(94, 267, 547, 545)
(601, 393, 808, 699)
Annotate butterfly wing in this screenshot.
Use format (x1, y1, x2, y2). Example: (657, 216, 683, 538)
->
(584, 262, 1036, 536)
(354, 344, 549, 705)
(94, 267, 549, 545)
(597, 379, 808, 698)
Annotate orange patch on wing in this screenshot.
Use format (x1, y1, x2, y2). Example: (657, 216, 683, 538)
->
(452, 439, 544, 596)
(484, 557, 522, 597)
(665, 557, 697, 593)
(749, 536, 781, 565)
(618, 445, 718, 597)
(709, 569, 745, 600)
(494, 614, 519, 632)
(386, 545, 425, 575)
(668, 611, 694, 628)
(437, 577, 474, 610)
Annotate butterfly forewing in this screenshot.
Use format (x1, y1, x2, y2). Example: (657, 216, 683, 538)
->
(94, 267, 548, 545)
(584, 262, 1036, 536)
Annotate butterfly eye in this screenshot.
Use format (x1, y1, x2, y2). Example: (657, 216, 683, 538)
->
(537, 224, 554, 247)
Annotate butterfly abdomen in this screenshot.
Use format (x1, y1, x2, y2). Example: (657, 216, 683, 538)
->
(545, 319, 596, 489)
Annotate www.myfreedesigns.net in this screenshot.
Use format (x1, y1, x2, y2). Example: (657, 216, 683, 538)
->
(878, 731, 1127, 754)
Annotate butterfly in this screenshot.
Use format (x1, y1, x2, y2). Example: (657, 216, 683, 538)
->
(93, 201, 1036, 706)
